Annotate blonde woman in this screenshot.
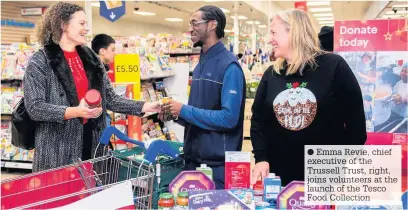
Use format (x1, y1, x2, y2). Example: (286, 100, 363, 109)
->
(250, 9, 366, 186)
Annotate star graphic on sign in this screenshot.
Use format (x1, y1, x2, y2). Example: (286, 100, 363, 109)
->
(396, 28, 403, 36)
(384, 32, 392, 40)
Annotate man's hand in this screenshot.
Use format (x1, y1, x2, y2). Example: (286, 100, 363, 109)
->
(251, 161, 270, 185)
(169, 100, 183, 116)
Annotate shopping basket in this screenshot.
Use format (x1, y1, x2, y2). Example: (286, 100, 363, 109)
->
(1, 126, 181, 210)
(99, 126, 185, 209)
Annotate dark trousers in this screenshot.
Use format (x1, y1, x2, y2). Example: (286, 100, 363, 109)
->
(82, 122, 93, 161)
(185, 161, 225, 190)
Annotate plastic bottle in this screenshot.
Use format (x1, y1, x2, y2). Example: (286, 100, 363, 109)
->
(263, 173, 281, 208)
(196, 164, 213, 180)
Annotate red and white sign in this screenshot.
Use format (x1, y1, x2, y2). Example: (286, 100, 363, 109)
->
(334, 19, 408, 52)
(294, 1, 308, 12)
(21, 7, 46, 16)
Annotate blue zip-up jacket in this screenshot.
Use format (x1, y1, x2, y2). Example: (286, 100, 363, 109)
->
(178, 41, 246, 166)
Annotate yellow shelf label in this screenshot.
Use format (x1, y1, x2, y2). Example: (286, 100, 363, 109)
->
(114, 54, 140, 83)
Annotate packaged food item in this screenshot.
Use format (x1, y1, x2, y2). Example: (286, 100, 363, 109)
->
(253, 180, 264, 202)
(188, 189, 255, 210)
(160, 97, 174, 121)
(84, 89, 102, 108)
(225, 152, 251, 189)
(158, 193, 175, 210)
(277, 181, 329, 210)
(263, 173, 281, 208)
(169, 171, 215, 196)
(196, 164, 213, 180)
(176, 191, 188, 209)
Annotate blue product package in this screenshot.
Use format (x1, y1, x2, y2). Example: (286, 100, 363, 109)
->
(263, 173, 281, 208)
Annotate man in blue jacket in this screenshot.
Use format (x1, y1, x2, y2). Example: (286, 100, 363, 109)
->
(167, 5, 246, 189)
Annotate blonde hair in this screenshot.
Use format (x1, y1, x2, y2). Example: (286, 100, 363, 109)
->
(272, 9, 323, 75)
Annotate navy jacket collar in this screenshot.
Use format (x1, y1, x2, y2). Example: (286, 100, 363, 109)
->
(200, 41, 225, 61)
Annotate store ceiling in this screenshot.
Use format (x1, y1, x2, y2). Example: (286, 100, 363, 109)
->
(22, 1, 269, 36)
(274, 1, 373, 27)
(7, 1, 403, 35)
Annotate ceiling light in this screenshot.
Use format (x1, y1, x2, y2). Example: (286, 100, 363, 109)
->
(258, 25, 267, 28)
(386, 10, 407, 15)
(307, 1, 330, 6)
(220, 8, 229, 13)
(91, 2, 100, 7)
(393, 4, 408, 8)
(319, 21, 334, 24)
(313, 13, 333, 17)
(309, 7, 332, 12)
(316, 17, 334, 21)
(165, 18, 183, 22)
(231, 15, 247, 20)
(133, 11, 156, 16)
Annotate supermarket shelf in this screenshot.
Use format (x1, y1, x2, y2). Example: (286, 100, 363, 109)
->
(143, 112, 158, 118)
(141, 72, 176, 80)
(1, 160, 33, 170)
(1, 78, 22, 82)
(168, 53, 200, 57)
(1, 114, 12, 121)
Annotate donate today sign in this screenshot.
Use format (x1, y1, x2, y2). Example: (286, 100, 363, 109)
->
(334, 19, 407, 52)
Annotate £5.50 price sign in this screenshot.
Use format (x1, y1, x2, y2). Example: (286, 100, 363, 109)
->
(114, 54, 140, 82)
(114, 54, 141, 100)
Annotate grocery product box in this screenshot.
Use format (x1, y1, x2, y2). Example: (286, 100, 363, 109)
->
(188, 189, 255, 210)
(225, 152, 251, 189)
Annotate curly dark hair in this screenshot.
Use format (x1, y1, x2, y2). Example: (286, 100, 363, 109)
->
(36, 2, 83, 46)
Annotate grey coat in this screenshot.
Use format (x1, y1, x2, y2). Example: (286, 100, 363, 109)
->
(23, 43, 145, 172)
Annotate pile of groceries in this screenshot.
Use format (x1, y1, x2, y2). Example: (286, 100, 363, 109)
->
(1, 92, 407, 209)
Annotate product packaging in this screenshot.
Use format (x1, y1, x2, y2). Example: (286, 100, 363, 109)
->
(169, 171, 215, 197)
(159, 97, 174, 122)
(84, 89, 102, 109)
(225, 152, 251, 189)
(196, 164, 213, 180)
(277, 181, 329, 210)
(188, 189, 255, 210)
(253, 180, 264, 202)
(263, 173, 281, 208)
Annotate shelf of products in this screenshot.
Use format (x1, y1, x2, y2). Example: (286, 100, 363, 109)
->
(1, 43, 36, 169)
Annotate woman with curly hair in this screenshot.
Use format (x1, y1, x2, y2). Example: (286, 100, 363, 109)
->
(24, 2, 161, 171)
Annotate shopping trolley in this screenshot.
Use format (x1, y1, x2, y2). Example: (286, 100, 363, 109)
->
(1, 126, 181, 210)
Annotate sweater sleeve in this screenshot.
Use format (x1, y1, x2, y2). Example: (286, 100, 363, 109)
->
(334, 59, 367, 145)
(250, 67, 271, 163)
(104, 70, 145, 117)
(179, 63, 244, 131)
(23, 54, 68, 123)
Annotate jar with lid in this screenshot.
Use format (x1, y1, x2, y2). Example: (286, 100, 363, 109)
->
(158, 193, 175, 209)
(84, 89, 102, 109)
(176, 191, 188, 209)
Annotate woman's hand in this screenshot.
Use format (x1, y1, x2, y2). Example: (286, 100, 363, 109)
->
(76, 99, 103, 119)
(142, 101, 161, 113)
(251, 161, 270, 185)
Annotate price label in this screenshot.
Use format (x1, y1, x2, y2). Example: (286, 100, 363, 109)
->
(114, 54, 140, 83)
